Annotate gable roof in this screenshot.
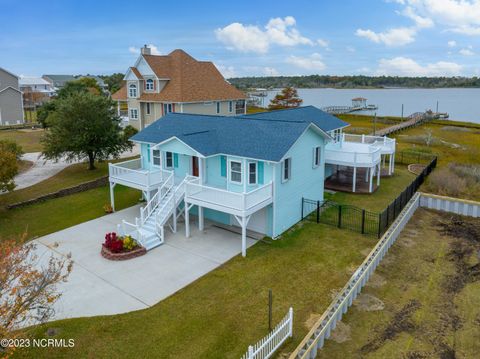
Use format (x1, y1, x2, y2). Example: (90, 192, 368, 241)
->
(130, 107, 342, 162)
(42, 74, 76, 87)
(242, 106, 349, 132)
(0, 67, 19, 79)
(111, 49, 246, 102)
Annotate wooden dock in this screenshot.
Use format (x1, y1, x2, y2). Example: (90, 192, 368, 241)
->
(372, 111, 448, 136)
(322, 105, 378, 114)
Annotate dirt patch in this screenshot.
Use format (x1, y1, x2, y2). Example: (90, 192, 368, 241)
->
(329, 321, 351, 343)
(353, 294, 385, 312)
(441, 126, 472, 132)
(366, 273, 387, 288)
(361, 299, 421, 354)
(408, 164, 426, 175)
(304, 313, 321, 329)
(360, 247, 372, 257)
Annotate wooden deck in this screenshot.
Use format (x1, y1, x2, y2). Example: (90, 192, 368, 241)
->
(373, 111, 448, 137)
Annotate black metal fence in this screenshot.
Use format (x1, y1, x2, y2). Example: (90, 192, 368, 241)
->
(302, 154, 438, 238)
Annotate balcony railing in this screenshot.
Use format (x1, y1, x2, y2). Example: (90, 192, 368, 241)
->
(342, 133, 396, 154)
(185, 181, 273, 215)
(109, 158, 172, 189)
(325, 143, 382, 167)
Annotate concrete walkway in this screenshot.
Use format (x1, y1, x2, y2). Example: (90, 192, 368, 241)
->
(32, 205, 256, 321)
(14, 146, 139, 190)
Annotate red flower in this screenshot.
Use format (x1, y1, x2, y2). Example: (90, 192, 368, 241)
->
(104, 232, 123, 253)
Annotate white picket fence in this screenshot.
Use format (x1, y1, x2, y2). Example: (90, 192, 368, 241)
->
(289, 192, 421, 359)
(241, 307, 293, 359)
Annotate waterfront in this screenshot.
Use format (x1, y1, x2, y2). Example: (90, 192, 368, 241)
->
(263, 88, 480, 124)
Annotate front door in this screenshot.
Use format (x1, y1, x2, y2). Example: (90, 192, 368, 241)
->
(192, 156, 199, 177)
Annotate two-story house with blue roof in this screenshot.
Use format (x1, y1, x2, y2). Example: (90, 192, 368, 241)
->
(108, 106, 396, 257)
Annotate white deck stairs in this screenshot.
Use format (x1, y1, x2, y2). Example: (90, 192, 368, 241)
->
(118, 174, 193, 251)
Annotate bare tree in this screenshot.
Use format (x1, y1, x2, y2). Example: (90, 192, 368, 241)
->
(0, 235, 72, 357)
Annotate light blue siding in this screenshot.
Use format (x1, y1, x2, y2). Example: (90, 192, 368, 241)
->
(273, 128, 326, 237)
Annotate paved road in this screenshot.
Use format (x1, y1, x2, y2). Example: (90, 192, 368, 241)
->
(14, 146, 139, 190)
(32, 205, 255, 321)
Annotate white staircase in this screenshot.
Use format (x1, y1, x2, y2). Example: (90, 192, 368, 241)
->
(118, 174, 194, 251)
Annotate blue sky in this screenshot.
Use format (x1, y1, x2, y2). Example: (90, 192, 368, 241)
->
(1, 0, 479, 77)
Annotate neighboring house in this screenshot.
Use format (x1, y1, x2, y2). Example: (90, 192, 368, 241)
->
(111, 46, 246, 129)
(19, 77, 55, 109)
(78, 75, 108, 91)
(42, 74, 76, 91)
(108, 106, 396, 257)
(0, 67, 24, 125)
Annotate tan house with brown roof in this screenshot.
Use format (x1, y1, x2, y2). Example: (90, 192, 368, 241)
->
(112, 46, 246, 129)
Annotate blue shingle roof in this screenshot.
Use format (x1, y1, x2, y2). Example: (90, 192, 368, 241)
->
(242, 105, 349, 132)
(130, 106, 348, 162)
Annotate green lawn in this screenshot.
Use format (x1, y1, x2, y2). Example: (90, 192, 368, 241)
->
(17, 222, 374, 359)
(317, 209, 480, 358)
(0, 159, 140, 241)
(326, 166, 416, 212)
(0, 128, 44, 152)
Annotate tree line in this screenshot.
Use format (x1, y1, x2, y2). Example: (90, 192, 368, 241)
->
(229, 75, 480, 90)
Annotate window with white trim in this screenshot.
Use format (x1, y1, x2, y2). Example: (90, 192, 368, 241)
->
(128, 83, 137, 98)
(248, 162, 257, 185)
(146, 102, 151, 115)
(145, 79, 154, 91)
(129, 108, 138, 120)
(229, 101, 233, 113)
(216, 102, 220, 114)
(229, 161, 242, 184)
(282, 158, 291, 182)
(313, 146, 321, 167)
(165, 152, 173, 168)
(152, 149, 161, 166)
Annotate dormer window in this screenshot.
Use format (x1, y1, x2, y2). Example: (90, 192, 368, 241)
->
(129, 83, 137, 98)
(146, 79, 154, 91)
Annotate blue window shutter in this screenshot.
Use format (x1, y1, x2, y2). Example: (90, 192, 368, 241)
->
(147, 145, 150, 161)
(258, 161, 264, 184)
(220, 156, 226, 177)
(174, 153, 179, 168)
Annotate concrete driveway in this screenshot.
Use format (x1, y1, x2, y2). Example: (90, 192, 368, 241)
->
(32, 205, 256, 321)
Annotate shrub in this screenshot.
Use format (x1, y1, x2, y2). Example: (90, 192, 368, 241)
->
(104, 232, 123, 253)
(122, 235, 137, 251)
(425, 167, 467, 197)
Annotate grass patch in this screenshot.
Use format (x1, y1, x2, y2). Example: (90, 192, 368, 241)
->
(326, 166, 416, 212)
(317, 209, 480, 358)
(0, 128, 44, 152)
(16, 222, 375, 358)
(337, 114, 398, 135)
(0, 185, 140, 241)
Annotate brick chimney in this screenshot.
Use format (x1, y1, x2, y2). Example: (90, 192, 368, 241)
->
(141, 45, 151, 55)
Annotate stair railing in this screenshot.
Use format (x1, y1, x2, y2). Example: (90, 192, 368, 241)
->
(140, 171, 174, 225)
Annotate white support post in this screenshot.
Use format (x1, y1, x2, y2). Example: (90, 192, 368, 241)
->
(198, 206, 204, 231)
(377, 163, 381, 186)
(241, 216, 247, 257)
(365, 167, 369, 182)
(172, 204, 177, 233)
(369, 166, 374, 193)
(185, 202, 190, 238)
(243, 158, 247, 193)
(392, 153, 395, 174)
(352, 166, 357, 193)
(109, 182, 116, 211)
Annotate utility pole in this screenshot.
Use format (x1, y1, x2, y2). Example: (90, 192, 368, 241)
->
(373, 112, 377, 135)
(401, 104, 404, 120)
(436, 100, 439, 113)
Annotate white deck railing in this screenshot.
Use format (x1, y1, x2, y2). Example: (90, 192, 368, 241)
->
(109, 158, 170, 189)
(241, 307, 293, 359)
(342, 133, 396, 154)
(185, 182, 273, 214)
(325, 143, 382, 167)
(140, 172, 174, 224)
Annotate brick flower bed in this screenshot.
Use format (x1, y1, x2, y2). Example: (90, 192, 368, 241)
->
(101, 244, 146, 261)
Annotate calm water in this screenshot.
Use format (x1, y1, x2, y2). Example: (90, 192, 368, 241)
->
(263, 88, 480, 124)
